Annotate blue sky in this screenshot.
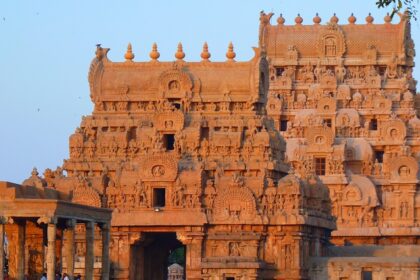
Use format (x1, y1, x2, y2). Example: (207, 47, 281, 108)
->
(0, 0, 419, 183)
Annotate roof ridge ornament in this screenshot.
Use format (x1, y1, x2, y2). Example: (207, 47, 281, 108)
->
(149, 42, 160, 61)
(313, 13, 321, 24)
(226, 42, 236, 61)
(201, 42, 211, 61)
(277, 13, 285, 25)
(175, 42, 185, 60)
(124, 43, 135, 62)
(295, 13, 303, 25)
(348, 13, 357, 24)
(330, 13, 339, 24)
(366, 12, 374, 24)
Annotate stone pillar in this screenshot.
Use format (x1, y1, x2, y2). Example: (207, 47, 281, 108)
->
(177, 232, 204, 280)
(0, 219, 5, 280)
(47, 223, 57, 280)
(100, 223, 111, 280)
(63, 219, 76, 279)
(85, 221, 95, 280)
(16, 221, 26, 280)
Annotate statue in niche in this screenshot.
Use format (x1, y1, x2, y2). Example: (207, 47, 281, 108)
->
(390, 128, 399, 140)
(400, 201, 409, 218)
(151, 165, 165, 177)
(136, 180, 148, 207)
(172, 182, 185, 207)
(385, 54, 399, 80)
(168, 80, 180, 93)
(229, 242, 241, 257)
(127, 139, 138, 157)
(109, 137, 119, 156)
(314, 60, 323, 82)
(399, 165, 410, 177)
(335, 59, 346, 83)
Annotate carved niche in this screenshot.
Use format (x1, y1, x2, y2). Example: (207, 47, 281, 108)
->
(140, 155, 178, 182)
(380, 119, 406, 143)
(364, 45, 378, 64)
(212, 175, 258, 223)
(341, 176, 379, 207)
(317, 23, 346, 58)
(390, 156, 419, 181)
(306, 126, 334, 152)
(72, 176, 102, 207)
(158, 66, 194, 100)
(154, 111, 184, 132)
(317, 97, 336, 114)
(266, 94, 283, 115)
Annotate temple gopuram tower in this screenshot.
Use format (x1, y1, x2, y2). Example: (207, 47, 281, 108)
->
(12, 10, 420, 280)
(31, 41, 334, 280)
(262, 11, 420, 279)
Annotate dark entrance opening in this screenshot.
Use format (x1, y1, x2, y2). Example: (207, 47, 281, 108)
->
(130, 232, 186, 280)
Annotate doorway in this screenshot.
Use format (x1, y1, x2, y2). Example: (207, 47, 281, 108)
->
(130, 232, 185, 280)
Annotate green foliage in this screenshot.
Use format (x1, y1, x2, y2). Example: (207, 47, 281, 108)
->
(376, 0, 418, 20)
(168, 247, 185, 266)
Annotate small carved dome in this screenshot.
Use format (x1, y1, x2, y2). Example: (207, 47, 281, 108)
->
(22, 167, 47, 188)
(384, 12, 392, 23)
(295, 14, 303, 25)
(277, 14, 285, 25)
(352, 91, 363, 101)
(330, 13, 339, 23)
(149, 42, 160, 61)
(313, 13, 321, 24)
(366, 13, 374, 24)
(201, 42, 211, 61)
(348, 13, 356, 24)
(175, 42, 185, 60)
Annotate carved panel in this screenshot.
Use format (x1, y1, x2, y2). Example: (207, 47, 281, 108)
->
(140, 155, 178, 182)
(390, 156, 418, 181)
(154, 111, 184, 132)
(158, 66, 194, 99)
(317, 23, 346, 58)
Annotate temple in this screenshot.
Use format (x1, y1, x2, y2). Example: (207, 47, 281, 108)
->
(1, 10, 419, 280)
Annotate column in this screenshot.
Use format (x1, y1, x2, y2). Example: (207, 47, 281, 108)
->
(85, 221, 95, 280)
(16, 221, 26, 280)
(63, 219, 76, 279)
(47, 223, 57, 280)
(100, 223, 111, 280)
(0, 220, 5, 280)
(176, 232, 204, 280)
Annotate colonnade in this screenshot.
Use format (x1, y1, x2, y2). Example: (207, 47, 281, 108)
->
(0, 216, 110, 280)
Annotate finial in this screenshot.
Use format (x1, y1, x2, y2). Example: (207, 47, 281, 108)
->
(277, 13, 285, 25)
(226, 42, 236, 61)
(124, 43, 134, 62)
(295, 13, 303, 25)
(149, 42, 160, 61)
(31, 167, 39, 177)
(330, 13, 339, 23)
(175, 42, 185, 60)
(348, 13, 356, 24)
(313, 13, 321, 24)
(366, 12, 374, 23)
(201, 42, 211, 61)
(384, 12, 392, 23)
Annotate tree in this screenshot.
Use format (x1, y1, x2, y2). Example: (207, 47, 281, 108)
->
(376, 0, 418, 20)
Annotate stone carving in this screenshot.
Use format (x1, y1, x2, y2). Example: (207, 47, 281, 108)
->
(317, 23, 346, 58)
(14, 12, 420, 280)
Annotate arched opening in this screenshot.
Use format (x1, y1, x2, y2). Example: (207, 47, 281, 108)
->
(130, 232, 185, 280)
